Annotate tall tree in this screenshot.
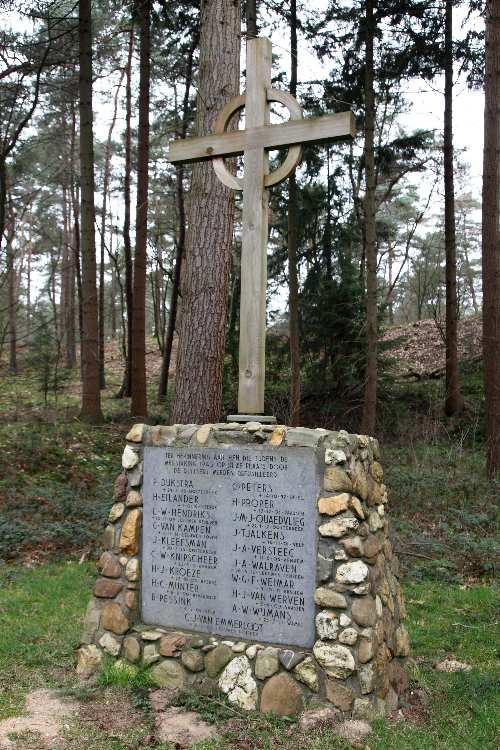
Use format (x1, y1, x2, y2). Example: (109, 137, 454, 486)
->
(131, 0, 151, 417)
(99, 70, 124, 389)
(360, 0, 377, 436)
(158, 31, 198, 401)
(78, 0, 102, 421)
(443, 0, 462, 416)
(171, 0, 241, 423)
(482, 0, 500, 478)
(287, 0, 301, 426)
(117, 28, 134, 398)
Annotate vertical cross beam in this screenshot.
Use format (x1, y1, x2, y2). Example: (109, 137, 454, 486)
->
(238, 38, 272, 414)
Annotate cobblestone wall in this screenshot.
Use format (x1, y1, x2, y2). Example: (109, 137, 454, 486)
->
(77, 422, 409, 719)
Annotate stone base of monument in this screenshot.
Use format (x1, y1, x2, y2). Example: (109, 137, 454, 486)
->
(78, 422, 409, 720)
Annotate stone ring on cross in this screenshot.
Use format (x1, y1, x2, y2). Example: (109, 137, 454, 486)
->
(212, 88, 304, 191)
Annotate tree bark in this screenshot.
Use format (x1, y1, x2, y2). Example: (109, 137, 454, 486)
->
(361, 0, 377, 436)
(99, 71, 124, 389)
(70, 104, 82, 367)
(117, 29, 134, 399)
(131, 0, 151, 418)
(7, 220, 17, 374)
(444, 0, 462, 416)
(171, 0, 240, 424)
(247, 0, 257, 37)
(287, 0, 300, 426)
(78, 0, 102, 421)
(482, 0, 500, 477)
(158, 33, 197, 401)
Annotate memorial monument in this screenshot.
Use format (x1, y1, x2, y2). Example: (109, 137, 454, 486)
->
(78, 38, 409, 719)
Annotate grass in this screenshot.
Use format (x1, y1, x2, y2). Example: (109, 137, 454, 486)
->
(0, 562, 498, 749)
(0, 562, 96, 720)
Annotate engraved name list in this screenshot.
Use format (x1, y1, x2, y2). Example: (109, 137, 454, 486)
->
(142, 446, 318, 647)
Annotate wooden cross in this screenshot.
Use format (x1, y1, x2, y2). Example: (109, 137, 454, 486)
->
(169, 37, 355, 416)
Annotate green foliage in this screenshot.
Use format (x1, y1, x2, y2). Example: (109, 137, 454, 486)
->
(26, 314, 73, 405)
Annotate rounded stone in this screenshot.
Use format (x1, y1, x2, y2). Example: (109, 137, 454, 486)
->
(126, 490, 143, 507)
(113, 473, 128, 500)
(125, 558, 140, 581)
(219, 656, 257, 711)
(313, 642, 356, 679)
(279, 649, 304, 670)
(314, 587, 347, 608)
(196, 424, 212, 445)
(119, 509, 142, 555)
(182, 649, 204, 672)
(205, 644, 233, 678)
(341, 536, 363, 557)
(99, 632, 121, 656)
(123, 636, 141, 663)
(109, 503, 125, 523)
(325, 679, 354, 711)
(351, 596, 377, 627)
(124, 590, 137, 610)
(319, 515, 359, 538)
(315, 610, 339, 640)
(93, 579, 123, 599)
(122, 445, 140, 469)
(101, 603, 130, 635)
(97, 551, 122, 578)
(160, 633, 187, 656)
(336, 560, 369, 585)
(318, 494, 349, 516)
(143, 643, 160, 666)
(339, 628, 358, 645)
(394, 625, 410, 656)
(358, 662, 375, 694)
(324, 467, 353, 493)
(260, 673, 303, 716)
(358, 630, 376, 663)
(80, 599, 101, 645)
(363, 533, 383, 559)
(349, 496, 365, 519)
(126, 423, 145, 442)
(151, 659, 186, 688)
(255, 647, 279, 680)
(293, 656, 318, 691)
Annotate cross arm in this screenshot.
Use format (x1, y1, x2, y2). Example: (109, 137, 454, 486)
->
(168, 110, 356, 165)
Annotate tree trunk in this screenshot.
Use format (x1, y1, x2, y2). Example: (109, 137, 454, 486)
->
(158, 33, 197, 402)
(287, 0, 300, 426)
(247, 0, 257, 37)
(171, 0, 240, 424)
(131, 0, 151, 418)
(7, 224, 17, 375)
(482, 0, 500, 477)
(26, 202, 32, 336)
(99, 71, 123, 390)
(70, 104, 83, 366)
(117, 28, 134, 399)
(361, 0, 377, 436)
(78, 0, 102, 421)
(444, 0, 462, 416)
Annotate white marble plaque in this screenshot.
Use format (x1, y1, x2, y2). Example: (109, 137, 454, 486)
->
(141, 446, 319, 647)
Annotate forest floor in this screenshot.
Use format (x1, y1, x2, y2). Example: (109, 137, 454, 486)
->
(0, 324, 498, 749)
